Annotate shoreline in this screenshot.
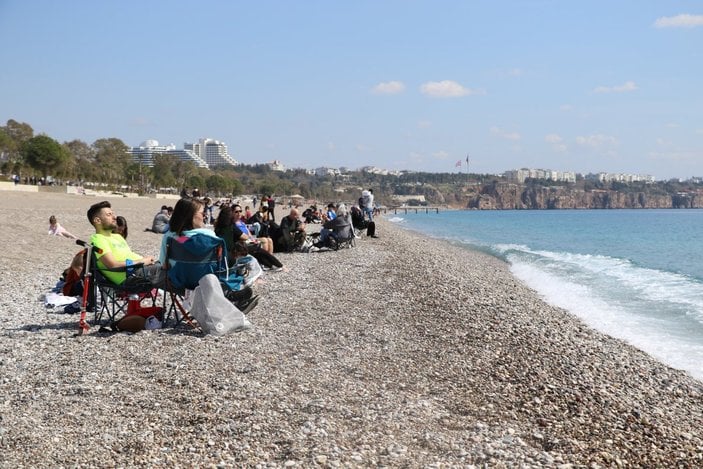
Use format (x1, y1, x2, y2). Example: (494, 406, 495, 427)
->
(1, 192, 702, 466)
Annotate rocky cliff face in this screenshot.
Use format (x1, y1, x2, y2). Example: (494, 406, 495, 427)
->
(462, 183, 703, 209)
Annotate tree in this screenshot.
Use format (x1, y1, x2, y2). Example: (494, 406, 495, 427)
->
(205, 174, 229, 195)
(151, 154, 177, 189)
(188, 174, 204, 193)
(93, 138, 130, 184)
(1, 120, 34, 169)
(174, 160, 197, 190)
(22, 135, 70, 178)
(64, 139, 96, 182)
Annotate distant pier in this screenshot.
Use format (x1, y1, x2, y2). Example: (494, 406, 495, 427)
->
(384, 206, 441, 214)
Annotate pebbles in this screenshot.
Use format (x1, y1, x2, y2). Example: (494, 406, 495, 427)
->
(1, 192, 702, 467)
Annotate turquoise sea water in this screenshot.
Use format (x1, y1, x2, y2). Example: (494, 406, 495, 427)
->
(390, 209, 703, 381)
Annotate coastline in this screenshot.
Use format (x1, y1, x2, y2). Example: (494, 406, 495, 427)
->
(1, 192, 702, 466)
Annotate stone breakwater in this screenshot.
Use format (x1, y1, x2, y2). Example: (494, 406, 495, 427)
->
(0, 192, 702, 467)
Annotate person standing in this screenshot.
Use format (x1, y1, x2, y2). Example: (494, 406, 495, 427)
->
(267, 195, 276, 222)
(361, 189, 374, 222)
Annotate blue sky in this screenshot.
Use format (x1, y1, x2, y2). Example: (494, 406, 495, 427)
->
(1, 1, 701, 180)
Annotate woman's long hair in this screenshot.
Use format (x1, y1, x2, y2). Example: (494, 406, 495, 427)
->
(214, 204, 233, 232)
(116, 215, 128, 239)
(168, 197, 203, 234)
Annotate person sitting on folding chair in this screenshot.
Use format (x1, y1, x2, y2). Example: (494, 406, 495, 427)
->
(277, 208, 307, 252)
(159, 197, 257, 312)
(88, 201, 164, 287)
(314, 204, 353, 249)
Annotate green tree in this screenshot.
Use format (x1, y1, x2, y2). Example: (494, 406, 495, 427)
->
(65, 139, 96, 182)
(93, 138, 130, 184)
(151, 154, 177, 189)
(188, 174, 204, 193)
(174, 160, 197, 190)
(230, 178, 243, 196)
(22, 135, 69, 177)
(1, 120, 34, 171)
(205, 174, 229, 195)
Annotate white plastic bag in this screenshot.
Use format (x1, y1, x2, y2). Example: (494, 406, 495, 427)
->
(236, 255, 263, 287)
(189, 274, 252, 335)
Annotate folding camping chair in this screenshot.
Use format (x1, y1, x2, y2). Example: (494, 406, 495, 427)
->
(162, 233, 245, 327)
(313, 218, 355, 251)
(76, 240, 161, 334)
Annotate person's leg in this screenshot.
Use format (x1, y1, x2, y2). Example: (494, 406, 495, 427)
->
(253, 249, 283, 268)
(318, 228, 331, 244)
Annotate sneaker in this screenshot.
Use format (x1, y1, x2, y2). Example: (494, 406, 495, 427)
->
(225, 286, 253, 303)
(268, 266, 283, 272)
(63, 301, 82, 314)
(239, 295, 260, 315)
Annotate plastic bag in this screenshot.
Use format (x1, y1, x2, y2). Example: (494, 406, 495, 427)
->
(189, 274, 251, 335)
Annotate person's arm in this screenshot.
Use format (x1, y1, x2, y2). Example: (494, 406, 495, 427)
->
(93, 235, 155, 269)
(99, 251, 156, 269)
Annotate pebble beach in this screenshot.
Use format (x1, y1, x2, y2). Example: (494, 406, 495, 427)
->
(1, 191, 702, 467)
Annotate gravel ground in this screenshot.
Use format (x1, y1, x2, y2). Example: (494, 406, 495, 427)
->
(1, 191, 702, 468)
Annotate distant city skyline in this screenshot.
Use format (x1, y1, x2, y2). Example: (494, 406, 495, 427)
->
(1, 1, 701, 180)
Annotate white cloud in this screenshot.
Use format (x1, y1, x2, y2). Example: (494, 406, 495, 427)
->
(490, 126, 521, 141)
(696, 128, 703, 135)
(432, 150, 449, 160)
(508, 68, 524, 77)
(593, 81, 638, 94)
(417, 120, 432, 129)
(420, 80, 483, 98)
(371, 81, 406, 95)
(327, 141, 335, 151)
(560, 104, 573, 112)
(130, 117, 155, 126)
(575, 134, 619, 148)
(545, 134, 567, 152)
(654, 14, 703, 29)
(355, 144, 368, 152)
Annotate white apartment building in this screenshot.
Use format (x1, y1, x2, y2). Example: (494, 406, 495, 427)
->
(184, 138, 238, 167)
(504, 168, 576, 183)
(129, 140, 209, 168)
(268, 160, 286, 172)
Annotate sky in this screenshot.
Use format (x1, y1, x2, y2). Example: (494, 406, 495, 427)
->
(1, 1, 701, 180)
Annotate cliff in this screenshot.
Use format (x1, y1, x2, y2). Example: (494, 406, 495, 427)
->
(460, 183, 703, 210)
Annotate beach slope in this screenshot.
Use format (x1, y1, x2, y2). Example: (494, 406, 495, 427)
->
(1, 192, 701, 467)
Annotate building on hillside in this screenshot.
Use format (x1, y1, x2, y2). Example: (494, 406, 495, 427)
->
(128, 140, 209, 168)
(314, 167, 340, 176)
(267, 160, 286, 172)
(504, 168, 576, 183)
(184, 138, 238, 167)
(360, 166, 389, 175)
(587, 172, 655, 183)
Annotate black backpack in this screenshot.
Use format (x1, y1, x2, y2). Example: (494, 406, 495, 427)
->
(366, 221, 376, 237)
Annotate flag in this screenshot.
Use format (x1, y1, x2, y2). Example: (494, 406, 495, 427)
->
(455, 160, 462, 167)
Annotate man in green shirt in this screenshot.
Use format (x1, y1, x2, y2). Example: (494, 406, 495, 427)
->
(88, 200, 164, 286)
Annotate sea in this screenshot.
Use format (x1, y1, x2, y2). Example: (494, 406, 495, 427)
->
(390, 209, 703, 382)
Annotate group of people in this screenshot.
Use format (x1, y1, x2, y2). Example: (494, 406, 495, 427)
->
(62, 188, 379, 331)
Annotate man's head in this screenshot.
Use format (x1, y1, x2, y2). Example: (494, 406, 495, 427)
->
(288, 208, 299, 220)
(327, 203, 336, 212)
(87, 201, 116, 232)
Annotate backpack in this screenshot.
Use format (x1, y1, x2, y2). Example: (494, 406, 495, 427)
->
(367, 221, 376, 237)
